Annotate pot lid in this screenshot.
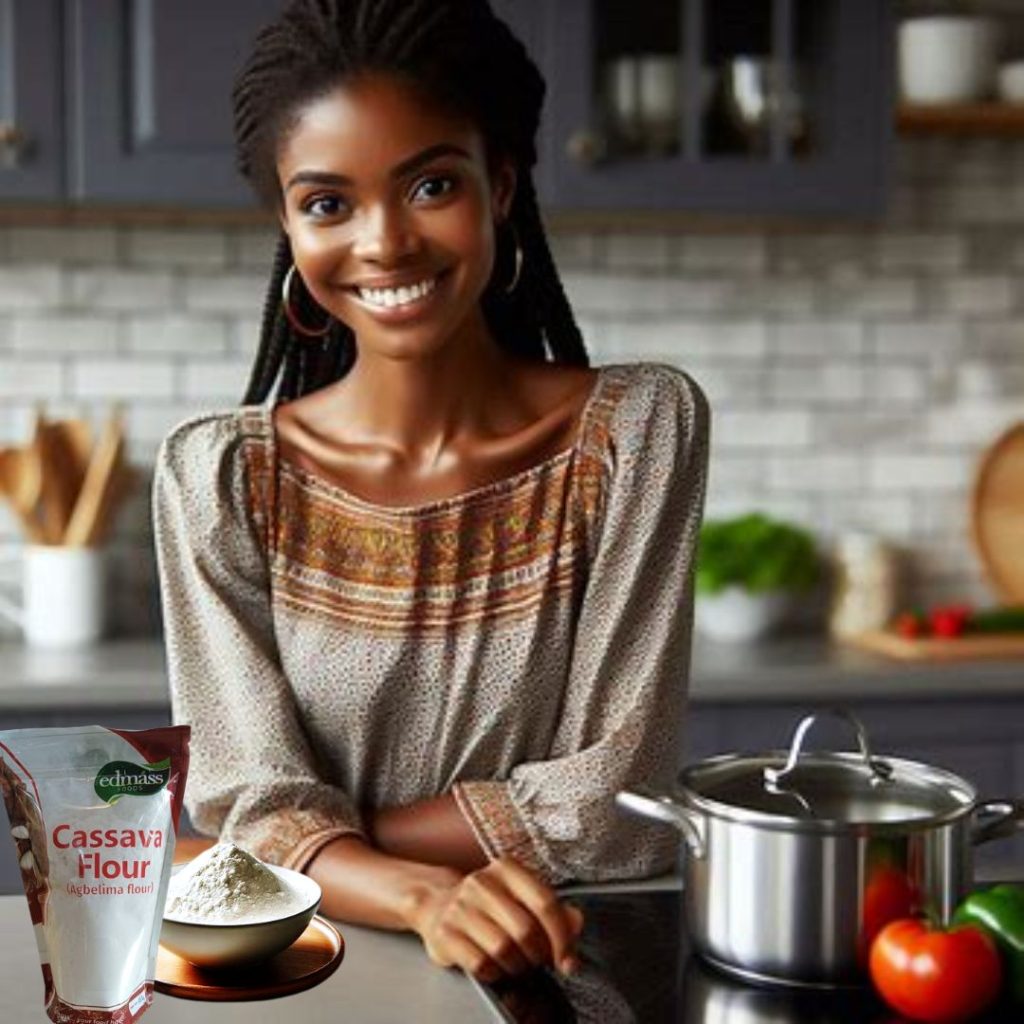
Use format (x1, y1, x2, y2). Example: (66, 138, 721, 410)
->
(681, 711, 975, 829)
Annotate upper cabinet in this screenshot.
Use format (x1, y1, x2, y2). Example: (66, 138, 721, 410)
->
(535, 0, 894, 217)
(0, 0, 63, 201)
(68, 0, 283, 206)
(0, 0, 893, 217)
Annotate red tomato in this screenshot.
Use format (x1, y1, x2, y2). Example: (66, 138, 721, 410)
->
(929, 605, 971, 639)
(894, 611, 925, 639)
(869, 918, 1002, 1023)
(860, 866, 920, 965)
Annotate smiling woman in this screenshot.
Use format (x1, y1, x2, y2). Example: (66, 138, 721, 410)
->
(152, 0, 709, 989)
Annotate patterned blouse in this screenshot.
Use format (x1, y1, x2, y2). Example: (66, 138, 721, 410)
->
(153, 362, 709, 885)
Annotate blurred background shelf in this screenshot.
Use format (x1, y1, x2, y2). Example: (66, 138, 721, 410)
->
(897, 101, 1024, 137)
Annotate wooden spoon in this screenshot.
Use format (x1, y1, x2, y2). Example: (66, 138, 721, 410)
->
(64, 409, 125, 547)
(0, 447, 40, 540)
(37, 418, 93, 545)
(0, 438, 46, 543)
(21, 409, 45, 524)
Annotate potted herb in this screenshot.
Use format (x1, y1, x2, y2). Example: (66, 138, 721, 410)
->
(694, 512, 820, 642)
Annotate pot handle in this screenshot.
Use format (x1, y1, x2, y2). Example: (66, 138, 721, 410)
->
(972, 799, 1024, 846)
(616, 789, 706, 860)
(763, 708, 894, 789)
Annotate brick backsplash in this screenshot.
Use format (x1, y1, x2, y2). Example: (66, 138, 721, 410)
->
(1, 136, 1022, 637)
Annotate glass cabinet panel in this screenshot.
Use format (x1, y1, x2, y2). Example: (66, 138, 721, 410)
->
(586, 0, 832, 164)
(593, 0, 683, 160)
(540, 0, 891, 216)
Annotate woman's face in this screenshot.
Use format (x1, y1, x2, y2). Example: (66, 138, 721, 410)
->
(276, 73, 516, 363)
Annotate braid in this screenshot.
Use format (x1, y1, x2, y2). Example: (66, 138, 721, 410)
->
(232, 0, 588, 403)
(242, 232, 291, 404)
(517, 179, 588, 366)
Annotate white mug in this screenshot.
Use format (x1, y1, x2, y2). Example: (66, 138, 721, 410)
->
(0, 546, 106, 648)
(899, 16, 1000, 104)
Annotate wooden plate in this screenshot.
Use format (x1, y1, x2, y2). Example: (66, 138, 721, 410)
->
(155, 915, 344, 1002)
(972, 422, 1024, 602)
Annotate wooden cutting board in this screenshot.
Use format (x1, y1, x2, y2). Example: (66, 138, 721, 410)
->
(972, 422, 1024, 603)
(845, 630, 1024, 662)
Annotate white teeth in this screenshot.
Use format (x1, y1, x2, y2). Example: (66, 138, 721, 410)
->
(357, 275, 438, 309)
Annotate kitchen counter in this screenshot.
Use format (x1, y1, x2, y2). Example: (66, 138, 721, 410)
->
(691, 634, 1024, 702)
(0, 634, 1021, 712)
(0, 640, 170, 711)
(0, 893, 498, 1023)
(3, 872, 1021, 1024)
(0, 877, 674, 1024)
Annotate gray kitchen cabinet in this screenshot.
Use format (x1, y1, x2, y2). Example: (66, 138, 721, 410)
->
(65, 0, 536, 208)
(1, 1, 894, 215)
(67, 0, 284, 206)
(537, 0, 893, 217)
(0, 0, 63, 201)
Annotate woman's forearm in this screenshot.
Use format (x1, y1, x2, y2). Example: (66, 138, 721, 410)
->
(305, 796, 490, 930)
(366, 793, 490, 872)
(304, 833, 463, 930)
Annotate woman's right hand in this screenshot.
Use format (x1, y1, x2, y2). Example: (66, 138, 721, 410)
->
(409, 856, 585, 983)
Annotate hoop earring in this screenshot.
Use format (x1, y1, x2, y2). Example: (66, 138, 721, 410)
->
(282, 264, 331, 338)
(503, 222, 524, 294)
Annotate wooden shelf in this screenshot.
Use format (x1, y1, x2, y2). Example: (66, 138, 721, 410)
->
(897, 102, 1024, 137)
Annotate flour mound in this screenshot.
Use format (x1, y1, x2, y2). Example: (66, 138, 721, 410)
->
(165, 842, 301, 923)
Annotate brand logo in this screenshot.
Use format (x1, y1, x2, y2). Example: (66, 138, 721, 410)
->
(93, 758, 171, 805)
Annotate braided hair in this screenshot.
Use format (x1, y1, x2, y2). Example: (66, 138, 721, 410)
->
(233, 0, 588, 404)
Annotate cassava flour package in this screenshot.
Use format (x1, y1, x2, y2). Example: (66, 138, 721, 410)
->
(0, 725, 190, 1024)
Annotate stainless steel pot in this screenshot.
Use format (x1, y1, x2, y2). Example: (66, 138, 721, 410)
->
(617, 709, 1024, 989)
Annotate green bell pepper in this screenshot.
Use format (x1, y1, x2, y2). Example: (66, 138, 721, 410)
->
(953, 884, 1024, 1004)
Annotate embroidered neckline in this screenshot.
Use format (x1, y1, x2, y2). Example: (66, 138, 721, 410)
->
(251, 366, 616, 518)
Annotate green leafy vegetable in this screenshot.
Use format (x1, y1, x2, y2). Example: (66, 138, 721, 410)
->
(696, 512, 820, 596)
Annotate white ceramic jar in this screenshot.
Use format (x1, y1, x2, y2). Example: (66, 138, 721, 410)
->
(828, 532, 899, 638)
(0, 545, 106, 647)
(899, 16, 1000, 104)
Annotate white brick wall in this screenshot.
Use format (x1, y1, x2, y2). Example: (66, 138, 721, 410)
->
(0, 137, 1022, 635)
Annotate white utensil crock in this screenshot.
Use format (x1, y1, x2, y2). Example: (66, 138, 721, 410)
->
(899, 17, 1000, 104)
(0, 545, 106, 647)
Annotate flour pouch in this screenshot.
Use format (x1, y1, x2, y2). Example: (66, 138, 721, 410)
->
(0, 725, 190, 1024)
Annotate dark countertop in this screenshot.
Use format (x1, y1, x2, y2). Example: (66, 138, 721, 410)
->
(478, 872, 1024, 1023)
(0, 635, 1022, 710)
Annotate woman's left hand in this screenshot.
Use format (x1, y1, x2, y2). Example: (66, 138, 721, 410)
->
(409, 855, 585, 982)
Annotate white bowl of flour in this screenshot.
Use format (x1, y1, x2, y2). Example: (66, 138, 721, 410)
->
(159, 842, 322, 968)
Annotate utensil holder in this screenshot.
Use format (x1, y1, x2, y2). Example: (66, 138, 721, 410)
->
(0, 545, 106, 647)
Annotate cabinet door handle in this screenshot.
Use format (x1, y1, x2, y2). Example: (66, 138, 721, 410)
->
(566, 128, 608, 167)
(0, 123, 29, 169)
